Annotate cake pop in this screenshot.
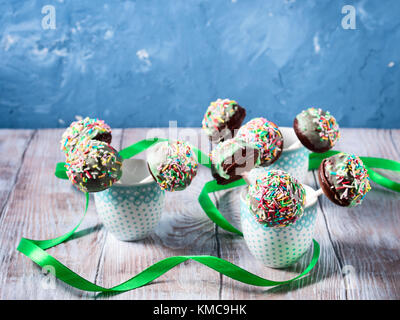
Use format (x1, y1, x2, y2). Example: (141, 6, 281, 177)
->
(318, 152, 371, 207)
(246, 170, 306, 228)
(65, 140, 122, 193)
(61, 117, 112, 156)
(146, 140, 198, 191)
(202, 98, 246, 143)
(236, 117, 284, 167)
(293, 107, 340, 153)
(210, 138, 260, 185)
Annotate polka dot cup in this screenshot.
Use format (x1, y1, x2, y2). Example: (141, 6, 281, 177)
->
(249, 127, 310, 184)
(94, 159, 165, 241)
(240, 184, 318, 268)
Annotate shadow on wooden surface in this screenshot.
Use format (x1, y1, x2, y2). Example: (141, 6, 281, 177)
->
(0, 128, 399, 299)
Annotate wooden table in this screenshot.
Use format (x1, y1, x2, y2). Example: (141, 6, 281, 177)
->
(0, 128, 399, 300)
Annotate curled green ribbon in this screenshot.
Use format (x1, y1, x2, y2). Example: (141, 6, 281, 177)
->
(18, 230, 320, 292)
(17, 138, 322, 293)
(31, 139, 399, 294)
(198, 179, 246, 236)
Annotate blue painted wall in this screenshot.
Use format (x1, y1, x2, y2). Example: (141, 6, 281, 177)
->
(0, 0, 399, 129)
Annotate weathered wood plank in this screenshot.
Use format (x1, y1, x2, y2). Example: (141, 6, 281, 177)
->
(215, 128, 400, 300)
(0, 129, 34, 214)
(313, 129, 400, 300)
(94, 128, 221, 299)
(389, 130, 400, 154)
(0, 129, 122, 299)
(215, 169, 346, 300)
(1, 128, 398, 299)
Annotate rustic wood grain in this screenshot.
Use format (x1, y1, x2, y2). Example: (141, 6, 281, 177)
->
(0, 128, 398, 299)
(311, 129, 400, 300)
(214, 169, 346, 300)
(94, 128, 221, 299)
(0, 130, 34, 214)
(0, 129, 122, 299)
(214, 128, 400, 300)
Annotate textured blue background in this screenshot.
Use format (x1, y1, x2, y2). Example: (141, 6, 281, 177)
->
(0, 0, 399, 129)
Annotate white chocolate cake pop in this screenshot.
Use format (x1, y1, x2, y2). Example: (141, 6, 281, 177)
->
(65, 140, 122, 193)
(247, 170, 306, 228)
(61, 117, 112, 156)
(147, 140, 198, 191)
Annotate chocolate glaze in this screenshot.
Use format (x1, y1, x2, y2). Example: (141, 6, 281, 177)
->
(211, 146, 259, 185)
(293, 117, 331, 153)
(94, 131, 112, 145)
(209, 104, 246, 144)
(318, 159, 350, 207)
(147, 162, 157, 183)
(68, 141, 122, 193)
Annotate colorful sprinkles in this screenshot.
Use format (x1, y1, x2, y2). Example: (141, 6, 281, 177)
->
(148, 140, 199, 192)
(324, 152, 371, 207)
(246, 170, 306, 228)
(202, 98, 239, 139)
(60, 117, 112, 155)
(236, 117, 283, 166)
(300, 107, 340, 146)
(65, 139, 122, 193)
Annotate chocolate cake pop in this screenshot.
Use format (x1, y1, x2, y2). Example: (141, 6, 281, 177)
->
(318, 152, 371, 207)
(202, 98, 246, 143)
(147, 140, 198, 191)
(61, 117, 112, 156)
(293, 107, 340, 153)
(65, 140, 123, 193)
(210, 138, 260, 185)
(236, 117, 284, 167)
(246, 170, 306, 228)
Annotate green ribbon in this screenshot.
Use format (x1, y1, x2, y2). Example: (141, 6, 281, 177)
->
(118, 137, 168, 160)
(17, 230, 320, 292)
(200, 150, 400, 236)
(55, 161, 68, 180)
(198, 179, 247, 236)
(19, 138, 399, 293)
(17, 138, 323, 293)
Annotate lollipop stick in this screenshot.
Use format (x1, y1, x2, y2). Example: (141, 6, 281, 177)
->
(241, 171, 253, 185)
(305, 187, 323, 208)
(139, 175, 154, 184)
(286, 140, 303, 151)
(315, 188, 324, 197)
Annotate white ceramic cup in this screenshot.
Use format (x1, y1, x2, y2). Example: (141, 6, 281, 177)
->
(240, 184, 318, 268)
(248, 127, 310, 184)
(94, 159, 165, 241)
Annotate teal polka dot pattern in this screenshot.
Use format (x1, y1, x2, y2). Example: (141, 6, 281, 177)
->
(249, 147, 310, 184)
(240, 194, 317, 268)
(94, 182, 165, 241)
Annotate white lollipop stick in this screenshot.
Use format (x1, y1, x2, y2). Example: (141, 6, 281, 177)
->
(315, 188, 324, 197)
(285, 140, 303, 151)
(241, 171, 252, 185)
(139, 175, 154, 184)
(305, 187, 324, 208)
